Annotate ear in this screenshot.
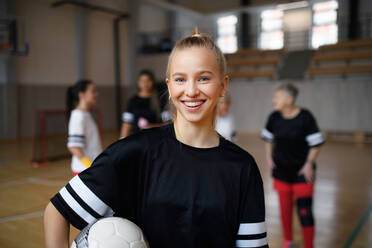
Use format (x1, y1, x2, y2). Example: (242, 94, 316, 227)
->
(165, 78, 171, 97)
(78, 91, 85, 101)
(220, 75, 229, 97)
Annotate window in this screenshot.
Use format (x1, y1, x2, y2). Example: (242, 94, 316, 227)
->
(217, 15, 238, 53)
(259, 9, 284, 50)
(311, 1, 338, 48)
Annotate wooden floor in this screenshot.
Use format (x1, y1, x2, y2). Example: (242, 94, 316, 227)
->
(0, 131, 371, 247)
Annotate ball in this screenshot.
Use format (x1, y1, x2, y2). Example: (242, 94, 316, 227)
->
(71, 217, 149, 248)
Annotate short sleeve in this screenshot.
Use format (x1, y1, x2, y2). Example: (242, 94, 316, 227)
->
(161, 110, 172, 122)
(67, 111, 85, 148)
(261, 113, 275, 142)
(236, 158, 269, 248)
(304, 111, 325, 147)
(51, 134, 146, 230)
(122, 97, 135, 123)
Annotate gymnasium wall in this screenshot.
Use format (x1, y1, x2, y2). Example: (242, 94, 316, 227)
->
(14, 0, 128, 86)
(229, 79, 372, 133)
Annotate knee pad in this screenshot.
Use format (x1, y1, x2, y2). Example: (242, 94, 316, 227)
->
(297, 197, 314, 227)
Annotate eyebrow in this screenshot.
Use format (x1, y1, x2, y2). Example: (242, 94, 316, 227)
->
(171, 70, 214, 77)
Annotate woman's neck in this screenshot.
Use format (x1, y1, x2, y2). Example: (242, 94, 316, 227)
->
(173, 113, 219, 148)
(76, 101, 91, 112)
(280, 105, 300, 119)
(138, 91, 151, 98)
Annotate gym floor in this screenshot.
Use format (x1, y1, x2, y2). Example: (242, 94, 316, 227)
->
(0, 131, 371, 247)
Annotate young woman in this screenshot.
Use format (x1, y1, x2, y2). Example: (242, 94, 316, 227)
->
(261, 84, 324, 248)
(120, 70, 170, 138)
(66, 80, 102, 175)
(44, 30, 268, 248)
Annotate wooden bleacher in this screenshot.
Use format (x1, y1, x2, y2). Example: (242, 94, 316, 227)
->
(227, 48, 284, 79)
(318, 38, 372, 51)
(307, 39, 372, 77)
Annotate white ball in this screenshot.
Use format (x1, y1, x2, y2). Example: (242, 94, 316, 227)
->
(71, 217, 149, 248)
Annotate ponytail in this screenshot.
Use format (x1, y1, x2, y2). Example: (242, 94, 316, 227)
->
(66, 79, 92, 120)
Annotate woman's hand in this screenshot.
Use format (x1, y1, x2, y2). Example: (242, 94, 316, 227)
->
(138, 117, 149, 129)
(298, 161, 315, 183)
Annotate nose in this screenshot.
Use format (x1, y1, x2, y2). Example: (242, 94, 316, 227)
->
(185, 80, 199, 97)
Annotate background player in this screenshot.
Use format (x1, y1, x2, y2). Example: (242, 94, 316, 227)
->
(261, 83, 324, 248)
(66, 79, 102, 175)
(120, 69, 171, 138)
(44, 29, 268, 248)
(215, 91, 236, 141)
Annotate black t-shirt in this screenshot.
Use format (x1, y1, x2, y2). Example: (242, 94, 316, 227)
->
(51, 124, 268, 248)
(261, 109, 325, 183)
(122, 95, 171, 135)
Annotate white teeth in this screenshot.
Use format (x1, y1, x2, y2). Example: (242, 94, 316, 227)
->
(184, 101, 203, 107)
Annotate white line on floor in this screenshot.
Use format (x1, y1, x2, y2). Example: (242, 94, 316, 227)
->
(0, 211, 44, 223)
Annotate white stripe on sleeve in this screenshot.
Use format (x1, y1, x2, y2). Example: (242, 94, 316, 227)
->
(59, 187, 97, 224)
(238, 222, 266, 235)
(306, 132, 324, 146)
(69, 176, 114, 217)
(261, 128, 274, 141)
(236, 237, 268, 247)
(122, 112, 134, 123)
(161, 110, 172, 122)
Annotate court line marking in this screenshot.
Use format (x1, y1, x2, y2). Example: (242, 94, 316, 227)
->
(0, 211, 44, 223)
(0, 175, 68, 189)
(343, 201, 372, 248)
(27, 177, 66, 186)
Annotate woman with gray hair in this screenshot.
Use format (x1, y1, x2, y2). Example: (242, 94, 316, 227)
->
(261, 83, 324, 248)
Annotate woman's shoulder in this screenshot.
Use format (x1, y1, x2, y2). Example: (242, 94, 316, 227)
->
(70, 109, 87, 120)
(268, 110, 280, 119)
(299, 108, 315, 119)
(107, 124, 171, 155)
(220, 138, 257, 166)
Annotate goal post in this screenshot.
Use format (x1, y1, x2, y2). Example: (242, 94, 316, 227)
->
(30, 108, 102, 167)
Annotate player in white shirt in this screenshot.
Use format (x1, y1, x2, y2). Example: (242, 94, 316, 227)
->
(215, 92, 236, 141)
(66, 80, 102, 175)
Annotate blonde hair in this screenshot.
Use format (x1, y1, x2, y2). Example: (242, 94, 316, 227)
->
(166, 27, 227, 78)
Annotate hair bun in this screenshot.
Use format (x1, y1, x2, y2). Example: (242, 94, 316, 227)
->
(191, 27, 202, 37)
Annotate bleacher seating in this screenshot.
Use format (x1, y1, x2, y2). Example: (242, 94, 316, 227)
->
(226, 48, 284, 79)
(307, 39, 372, 77)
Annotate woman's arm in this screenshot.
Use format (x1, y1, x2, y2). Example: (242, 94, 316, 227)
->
(264, 142, 275, 170)
(68, 147, 91, 167)
(68, 147, 84, 160)
(298, 147, 321, 182)
(120, 123, 132, 139)
(44, 202, 70, 248)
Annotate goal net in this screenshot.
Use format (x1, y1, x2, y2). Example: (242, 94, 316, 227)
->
(31, 109, 102, 167)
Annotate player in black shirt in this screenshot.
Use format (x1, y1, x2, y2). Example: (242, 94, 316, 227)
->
(120, 70, 171, 138)
(44, 29, 269, 248)
(261, 84, 324, 248)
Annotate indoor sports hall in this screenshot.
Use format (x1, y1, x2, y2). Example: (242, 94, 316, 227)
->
(0, 0, 371, 247)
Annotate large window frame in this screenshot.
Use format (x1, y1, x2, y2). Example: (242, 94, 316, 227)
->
(311, 0, 339, 49)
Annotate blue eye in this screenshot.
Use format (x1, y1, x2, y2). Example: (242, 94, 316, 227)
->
(175, 78, 185, 83)
(199, 77, 210, 82)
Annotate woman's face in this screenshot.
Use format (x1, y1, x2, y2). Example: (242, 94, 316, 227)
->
(138, 74, 154, 94)
(80, 83, 98, 106)
(272, 90, 293, 111)
(166, 47, 228, 124)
